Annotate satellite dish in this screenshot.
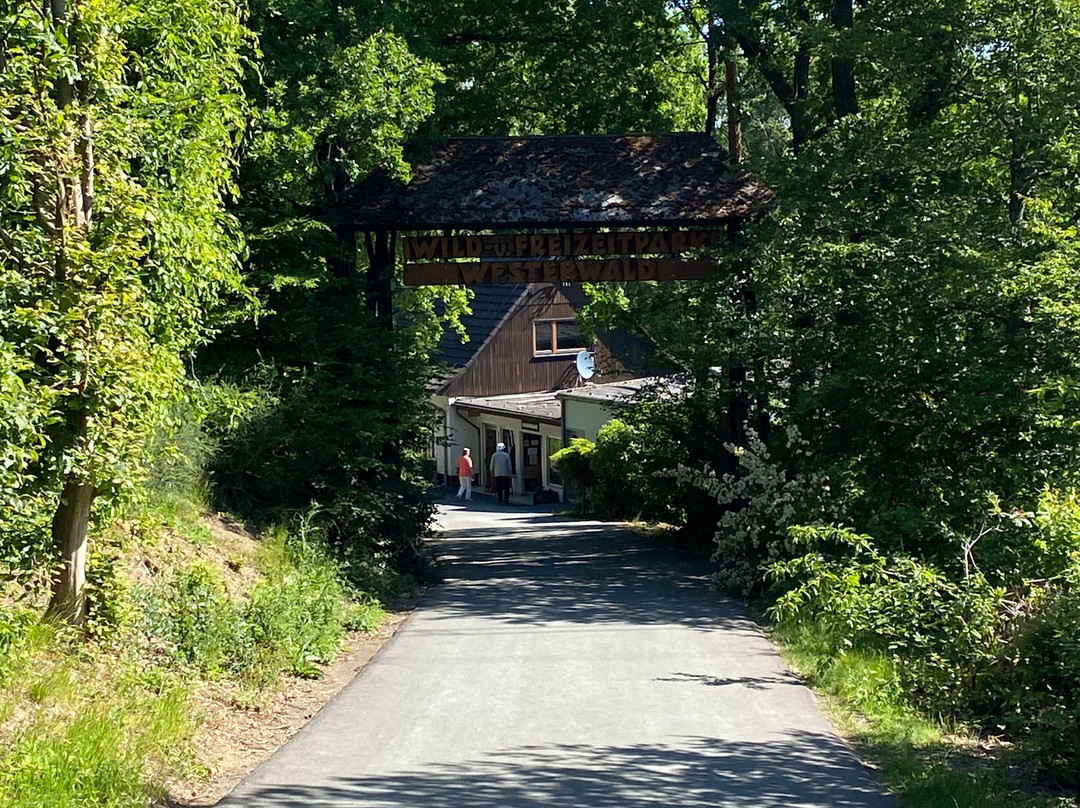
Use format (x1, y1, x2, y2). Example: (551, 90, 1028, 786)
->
(575, 350, 595, 381)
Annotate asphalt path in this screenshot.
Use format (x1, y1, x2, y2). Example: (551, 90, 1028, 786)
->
(220, 497, 892, 808)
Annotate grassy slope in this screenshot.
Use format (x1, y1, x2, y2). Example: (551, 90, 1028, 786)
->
(772, 622, 1078, 808)
(0, 493, 388, 808)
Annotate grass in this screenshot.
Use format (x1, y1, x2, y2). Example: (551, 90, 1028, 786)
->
(0, 486, 393, 808)
(771, 621, 1077, 808)
(0, 621, 197, 808)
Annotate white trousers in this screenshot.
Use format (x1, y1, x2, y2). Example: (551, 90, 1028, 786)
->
(457, 476, 472, 500)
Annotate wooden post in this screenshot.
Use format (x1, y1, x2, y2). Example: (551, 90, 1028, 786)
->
(364, 229, 395, 329)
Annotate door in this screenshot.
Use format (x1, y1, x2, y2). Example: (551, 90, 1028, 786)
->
(522, 434, 542, 493)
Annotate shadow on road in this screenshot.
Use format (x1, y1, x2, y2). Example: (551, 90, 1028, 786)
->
(221, 732, 891, 808)
(424, 507, 756, 633)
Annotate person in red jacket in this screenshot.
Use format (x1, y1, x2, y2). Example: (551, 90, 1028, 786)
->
(456, 447, 474, 501)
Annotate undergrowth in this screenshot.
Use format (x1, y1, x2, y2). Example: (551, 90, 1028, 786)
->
(0, 485, 391, 808)
(0, 622, 196, 808)
(771, 615, 1077, 808)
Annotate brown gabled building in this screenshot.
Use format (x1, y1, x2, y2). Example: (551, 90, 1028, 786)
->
(430, 282, 657, 498)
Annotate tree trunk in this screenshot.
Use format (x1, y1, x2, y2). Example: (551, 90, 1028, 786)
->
(726, 37, 742, 163)
(48, 0, 74, 109)
(1009, 136, 1031, 228)
(792, 3, 813, 154)
(704, 24, 721, 136)
(46, 477, 95, 625)
(830, 0, 858, 119)
(41, 0, 98, 627)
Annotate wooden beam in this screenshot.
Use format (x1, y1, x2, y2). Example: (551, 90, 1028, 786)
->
(403, 230, 719, 261)
(403, 258, 715, 286)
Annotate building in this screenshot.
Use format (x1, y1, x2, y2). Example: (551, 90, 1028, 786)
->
(430, 282, 657, 500)
(346, 133, 772, 498)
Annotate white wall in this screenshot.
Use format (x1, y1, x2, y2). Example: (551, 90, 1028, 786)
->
(432, 396, 483, 484)
(433, 396, 565, 496)
(562, 397, 620, 443)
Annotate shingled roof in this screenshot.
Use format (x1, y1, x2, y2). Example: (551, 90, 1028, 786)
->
(349, 134, 771, 230)
(435, 283, 530, 370)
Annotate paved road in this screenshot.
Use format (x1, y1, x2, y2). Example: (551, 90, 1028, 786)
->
(220, 498, 892, 808)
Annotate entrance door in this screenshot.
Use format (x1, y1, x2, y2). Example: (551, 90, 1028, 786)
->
(522, 434, 542, 493)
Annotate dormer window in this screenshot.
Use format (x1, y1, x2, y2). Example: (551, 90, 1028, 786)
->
(534, 318, 587, 356)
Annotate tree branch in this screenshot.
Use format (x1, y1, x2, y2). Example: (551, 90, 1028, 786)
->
(440, 31, 571, 48)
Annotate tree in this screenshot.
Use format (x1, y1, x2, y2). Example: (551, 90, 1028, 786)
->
(201, 1, 456, 565)
(394, 0, 706, 135)
(0, 0, 250, 623)
(583, 0, 1080, 573)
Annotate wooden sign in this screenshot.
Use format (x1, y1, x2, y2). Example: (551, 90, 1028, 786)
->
(403, 230, 719, 261)
(403, 258, 714, 286)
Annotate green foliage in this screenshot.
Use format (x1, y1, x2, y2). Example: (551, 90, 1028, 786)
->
(0, 628, 195, 808)
(773, 620, 1071, 808)
(135, 524, 349, 685)
(1017, 490, 1080, 581)
(576, 417, 685, 522)
(203, 327, 438, 579)
(0, 0, 253, 620)
(550, 438, 598, 512)
(199, 1, 450, 584)
(770, 517, 1080, 786)
(139, 562, 236, 674)
(0, 464, 390, 806)
(583, 0, 1080, 554)
(589, 420, 647, 519)
(396, 0, 705, 135)
(0, 0, 251, 496)
(550, 437, 597, 482)
(82, 538, 133, 640)
(246, 525, 347, 679)
(770, 526, 1012, 715)
(0, 691, 192, 808)
(342, 596, 388, 634)
(0, 610, 46, 689)
(1006, 584, 1080, 786)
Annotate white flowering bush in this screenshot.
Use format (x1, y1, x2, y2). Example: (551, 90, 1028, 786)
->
(674, 424, 836, 595)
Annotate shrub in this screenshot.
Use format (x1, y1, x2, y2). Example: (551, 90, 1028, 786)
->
(768, 523, 1080, 784)
(550, 438, 598, 513)
(139, 563, 238, 674)
(243, 525, 345, 680)
(678, 424, 836, 596)
(769, 526, 1011, 715)
(136, 522, 349, 685)
(1006, 583, 1080, 786)
(204, 355, 435, 578)
(589, 418, 685, 522)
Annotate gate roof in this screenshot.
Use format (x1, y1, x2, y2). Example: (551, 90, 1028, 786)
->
(349, 133, 771, 231)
